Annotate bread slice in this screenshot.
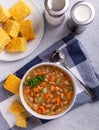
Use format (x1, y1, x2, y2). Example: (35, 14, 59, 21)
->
(20, 20, 35, 41)
(3, 74, 21, 96)
(5, 37, 27, 52)
(16, 112, 27, 128)
(0, 5, 11, 24)
(9, 0, 31, 21)
(0, 46, 4, 52)
(9, 100, 25, 115)
(3, 19, 20, 38)
(0, 28, 11, 49)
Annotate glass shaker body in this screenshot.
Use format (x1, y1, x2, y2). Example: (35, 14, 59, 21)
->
(44, 0, 69, 26)
(67, 1, 95, 34)
(67, 19, 87, 34)
(45, 9, 66, 26)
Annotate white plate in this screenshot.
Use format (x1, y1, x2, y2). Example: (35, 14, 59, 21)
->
(0, 0, 44, 61)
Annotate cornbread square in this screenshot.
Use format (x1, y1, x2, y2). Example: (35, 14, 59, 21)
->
(3, 74, 21, 96)
(16, 112, 27, 128)
(3, 19, 20, 38)
(19, 111, 28, 119)
(0, 46, 4, 52)
(16, 115, 27, 128)
(0, 5, 11, 24)
(5, 37, 27, 52)
(9, 0, 31, 21)
(20, 20, 35, 41)
(10, 100, 25, 115)
(0, 28, 11, 48)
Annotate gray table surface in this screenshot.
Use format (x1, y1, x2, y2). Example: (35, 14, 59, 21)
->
(0, 0, 99, 130)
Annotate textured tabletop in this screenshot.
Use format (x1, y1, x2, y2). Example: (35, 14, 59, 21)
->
(0, 0, 99, 130)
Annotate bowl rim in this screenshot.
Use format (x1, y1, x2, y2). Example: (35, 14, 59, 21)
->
(20, 62, 77, 120)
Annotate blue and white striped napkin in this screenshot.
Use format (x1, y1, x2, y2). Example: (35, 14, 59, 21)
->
(0, 34, 99, 130)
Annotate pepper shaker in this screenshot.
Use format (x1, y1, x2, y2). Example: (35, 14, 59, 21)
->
(67, 1, 95, 34)
(44, 0, 69, 26)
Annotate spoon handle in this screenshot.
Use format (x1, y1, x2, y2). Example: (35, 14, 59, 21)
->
(62, 63, 95, 99)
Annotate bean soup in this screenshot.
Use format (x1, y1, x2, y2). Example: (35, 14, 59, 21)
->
(23, 64, 74, 116)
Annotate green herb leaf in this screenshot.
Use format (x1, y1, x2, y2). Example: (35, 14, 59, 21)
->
(23, 82, 29, 86)
(37, 75, 45, 82)
(24, 75, 45, 88)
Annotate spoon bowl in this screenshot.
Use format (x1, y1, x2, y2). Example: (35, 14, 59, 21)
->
(50, 50, 66, 63)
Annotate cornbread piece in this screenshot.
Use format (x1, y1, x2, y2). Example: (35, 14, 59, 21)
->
(16, 112, 27, 128)
(19, 111, 28, 119)
(20, 20, 35, 41)
(16, 115, 27, 128)
(9, 0, 31, 21)
(3, 74, 21, 96)
(0, 5, 11, 24)
(5, 37, 27, 52)
(3, 19, 20, 38)
(0, 47, 4, 52)
(9, 100, 25, 115)
(0, 28, 11, 48)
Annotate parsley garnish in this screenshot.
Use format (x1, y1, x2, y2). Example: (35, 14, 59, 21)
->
(24, 75, 45, 88)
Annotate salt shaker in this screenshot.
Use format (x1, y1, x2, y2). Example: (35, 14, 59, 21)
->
(67, 1, 95, 34)
(44, 0, 69, 26)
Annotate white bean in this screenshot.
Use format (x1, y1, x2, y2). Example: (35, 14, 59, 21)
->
(47, 98, 51, 103)
(51, 105, 55, 111)
(49, 82, 55, 85)
(64, 80, 69, 85)
(57, 91, 60, 95)
(45, 109, 50, 113)
(32, 104, 38, 111)
(49, 94, 54, 99)
(45, 78, 48, 82)
(59, 88, 63, 92)
(60, 93, 64, 99)
(55, 109, 61, 114)
(51, 99, 56, 103)
(63, 100, 68, 105)
(46, 104, 52, 108)
(51, 86, 54, 91)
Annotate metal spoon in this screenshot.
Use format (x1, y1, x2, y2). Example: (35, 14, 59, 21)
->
(50, 50, 95, 99)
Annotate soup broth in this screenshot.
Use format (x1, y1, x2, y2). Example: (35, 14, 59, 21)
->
(23, 65, 74, 116)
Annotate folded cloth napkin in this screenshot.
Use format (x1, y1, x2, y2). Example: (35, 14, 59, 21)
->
(0, 34, 99, 130)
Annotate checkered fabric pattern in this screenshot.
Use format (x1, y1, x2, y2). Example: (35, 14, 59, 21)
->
(0, 34, 99, 130)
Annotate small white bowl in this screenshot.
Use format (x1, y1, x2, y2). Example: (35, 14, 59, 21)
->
(20, 62, 77, 120)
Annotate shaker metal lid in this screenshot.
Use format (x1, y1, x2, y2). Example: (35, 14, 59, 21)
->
(44, 0, 69, 17)
(70, 1, 95, 25)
